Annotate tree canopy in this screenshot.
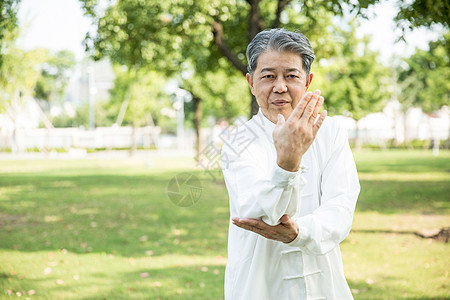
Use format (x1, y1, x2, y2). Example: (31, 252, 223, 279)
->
(310, 21, 389, 121)
(34, 50, 76, 107)
(397, 32, 450, 114)
(0, 0, 21, 68)
(395, 0, 449, 31)
(79, 0, 382, 116)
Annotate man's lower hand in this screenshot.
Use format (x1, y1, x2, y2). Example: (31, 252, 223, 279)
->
(232, 214, 299, 243)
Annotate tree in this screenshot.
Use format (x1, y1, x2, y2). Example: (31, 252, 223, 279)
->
(79, 0, 384, 157)
(163, 0, 381, 116)
(398, 33, 449, 114)
(34, 50, 76, 109)
(310, 21, 389, 148)
(0, 0, 21, 69)
(182, 68, 249, 160)
(80, 0, 382, 112)
(108, 65, 172, 152)
(397, 33, 450, 145)
(0, 45, 47, 151)
(394, 0, 449, 32)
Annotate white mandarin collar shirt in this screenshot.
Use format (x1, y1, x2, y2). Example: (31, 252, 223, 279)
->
(221, 109, 360, 300)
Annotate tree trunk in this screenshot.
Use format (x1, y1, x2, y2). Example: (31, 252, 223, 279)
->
(193, 96, 202, 161)
(403, 108, 411, 148)
(130, 120, 136, 156)
(212, 0, 266, 118)
(248, 0, 262, 43)
(248, 0, 262, 118)
(354, 120, 362, 150)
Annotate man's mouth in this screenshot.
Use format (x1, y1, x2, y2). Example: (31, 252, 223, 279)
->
(271, 100, 289, 106)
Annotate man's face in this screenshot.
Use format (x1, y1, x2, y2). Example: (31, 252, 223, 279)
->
(246, 50, 313, 124)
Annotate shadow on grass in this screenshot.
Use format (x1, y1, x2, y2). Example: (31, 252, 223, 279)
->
(354, 150, 450, 174)
(81, 265, 225, 299)
(348, 277, 448, 300)
(0, 170, 229, 258)
(357, 179, 449, 214)
(15, 264, 225, 299)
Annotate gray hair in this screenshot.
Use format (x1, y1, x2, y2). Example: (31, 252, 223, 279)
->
(246, 28, 315, 77)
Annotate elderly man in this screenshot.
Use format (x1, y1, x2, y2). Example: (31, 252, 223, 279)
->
(221, 29, 360, 299)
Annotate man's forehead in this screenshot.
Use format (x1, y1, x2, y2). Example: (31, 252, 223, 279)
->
(255, 50, 304, 72)
(260, 67, 301, 73)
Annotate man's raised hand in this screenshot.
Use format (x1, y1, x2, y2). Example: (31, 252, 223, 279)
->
(273, 89, 327, 172)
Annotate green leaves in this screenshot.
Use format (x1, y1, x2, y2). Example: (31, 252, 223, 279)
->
(34, 50, 76, 104)
(397, 33, 450, 113)
(310, 21, 389, 121)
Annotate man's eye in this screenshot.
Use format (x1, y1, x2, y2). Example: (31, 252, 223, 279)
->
(287, 74, 299, 78)
(262, 75, 274, 79)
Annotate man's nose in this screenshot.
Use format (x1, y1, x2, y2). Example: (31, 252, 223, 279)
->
(273, 76, 288, 93)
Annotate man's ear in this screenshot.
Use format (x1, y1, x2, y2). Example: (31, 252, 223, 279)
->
(246, 73, 255, 95)
(305, 73, 313, 91)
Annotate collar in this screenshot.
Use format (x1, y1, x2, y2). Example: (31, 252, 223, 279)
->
(256, 108, 276, 144)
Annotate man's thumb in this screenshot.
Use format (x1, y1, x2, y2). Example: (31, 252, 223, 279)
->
(277, 114, 285, 126)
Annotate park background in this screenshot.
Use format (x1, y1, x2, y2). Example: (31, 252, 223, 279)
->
(0, 0, 449, 299)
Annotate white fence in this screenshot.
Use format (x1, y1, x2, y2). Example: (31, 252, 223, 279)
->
(0, 126, 165, 152)
(0, 108, 448, 153)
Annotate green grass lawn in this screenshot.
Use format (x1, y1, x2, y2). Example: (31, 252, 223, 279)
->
(0, 150, 449, 299)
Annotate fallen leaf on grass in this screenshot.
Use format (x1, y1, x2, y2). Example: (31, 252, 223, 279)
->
(153, 281, 162, 287)
(44, 267, 52, 274)
(28, 290, 36, 295)
(56, 279, 64, 285)
(140, 272, 149, 278)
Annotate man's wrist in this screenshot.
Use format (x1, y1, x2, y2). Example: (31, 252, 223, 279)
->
(276, 156, 302, 172)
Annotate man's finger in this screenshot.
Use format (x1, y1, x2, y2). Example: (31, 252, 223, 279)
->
(309, 96, 324, 124)
(232, 219, 268, 235)
(279, 214, 290, 223)
(300, 90, 320, 123)
(276, 114, 285, 127)
(288, 91, 313, 122)
(233, 218, 267, 230)
(313, 110, 327, 135)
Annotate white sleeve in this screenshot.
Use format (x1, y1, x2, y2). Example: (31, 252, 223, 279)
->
(221, 143, 306, 226)
(286, 122, 360, 255)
